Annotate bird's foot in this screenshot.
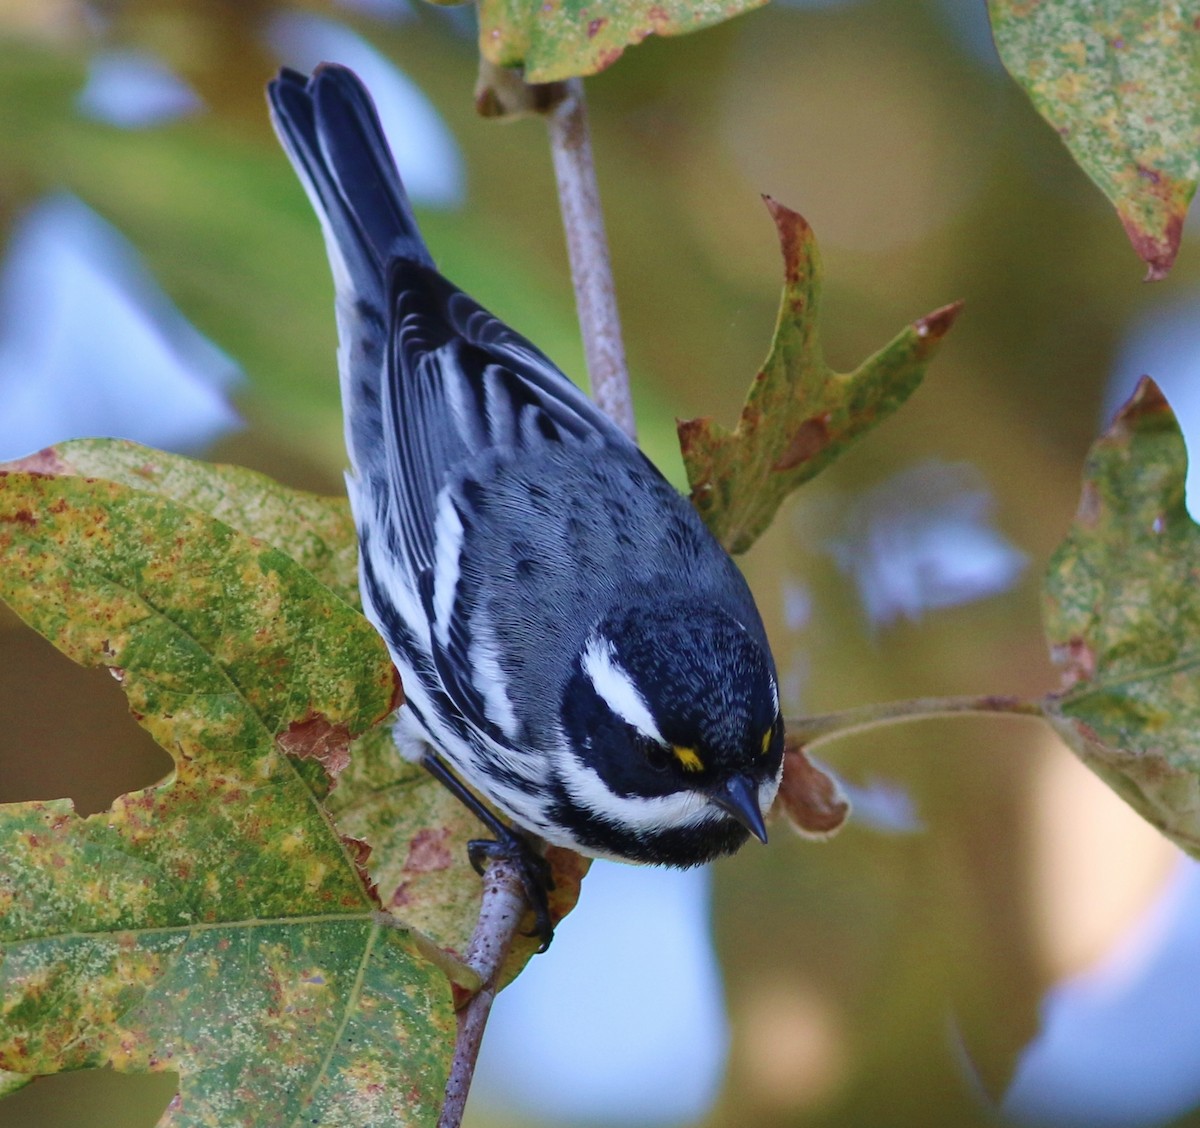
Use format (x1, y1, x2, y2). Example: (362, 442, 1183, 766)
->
(468, 831, 556, 952)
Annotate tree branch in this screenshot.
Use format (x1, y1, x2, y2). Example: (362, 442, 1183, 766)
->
(437, 70, 633, 1128)
(546, 78, 637, 439)
(437, 858, 527, 1128)
(787, 694, 1047, 752)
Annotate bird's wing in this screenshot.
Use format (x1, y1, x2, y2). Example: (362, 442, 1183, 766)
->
(376, 261, 630, 578)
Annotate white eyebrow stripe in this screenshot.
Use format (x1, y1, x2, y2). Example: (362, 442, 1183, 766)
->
(582, 635, 665, 745)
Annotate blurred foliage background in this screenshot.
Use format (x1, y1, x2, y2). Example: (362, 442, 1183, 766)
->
(2, 0, 1200, 1126)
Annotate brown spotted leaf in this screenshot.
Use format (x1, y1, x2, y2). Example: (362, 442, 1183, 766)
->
(1042, 378, 1200, 856)
(475, 0, 768, 83)
(679, 198, 961, 555)
(988, 1, 1200, 280)
(0, 469, 464, 1124)
(0, 441, 586, 991)
(5, 439, 359, 603)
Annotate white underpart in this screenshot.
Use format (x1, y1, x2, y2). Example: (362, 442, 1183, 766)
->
(431, 487, 463, 648)
(582, 635, 665, 745)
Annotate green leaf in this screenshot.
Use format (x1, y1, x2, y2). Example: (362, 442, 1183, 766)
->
(0, 1071, 31, 1099)
(3, 442, 587, 956)
(476, 0, 768, 83)
(677, 198, 961, 555)
(1042, 378, 1200, 856)
(988, 1, 1200, 280)
(0, 441, 587, 984)
(7, 440, 360, 604)
(0, 470, 462, 1122)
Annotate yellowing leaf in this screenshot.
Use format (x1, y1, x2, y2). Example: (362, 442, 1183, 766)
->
(8, 440, 359, 603)
(0, 441, 585, 993)
(1042, 378, 1200, 856)
(988, 1, 1200, 280)
(0, 470, 463, 1122)
(477, 0, 768, 83)
(678, 198, 961, 555)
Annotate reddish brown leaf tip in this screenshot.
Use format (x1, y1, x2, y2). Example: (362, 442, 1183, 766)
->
(5, 447, 69, 475)
(676, 415, 709, 441)
(276, 713, 353, 779)
(772, 738, 850, 839)
(914, 300, 964, 341)
(1119, 200, 1184, 282)
(1101, 376, 1174, 449)
(675, 416, 717, 465)
(762, 196, 812, 283)
(1114, 375, 1169, 424)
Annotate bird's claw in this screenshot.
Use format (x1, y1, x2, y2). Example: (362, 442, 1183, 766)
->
(467, 833, 556, 952)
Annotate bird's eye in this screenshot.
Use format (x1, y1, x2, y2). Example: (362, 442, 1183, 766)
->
(642, 739, 672, 772)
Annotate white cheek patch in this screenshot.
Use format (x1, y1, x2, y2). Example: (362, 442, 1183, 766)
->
(582, 635, 664, 745)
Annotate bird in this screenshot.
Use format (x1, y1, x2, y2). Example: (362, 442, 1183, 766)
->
(267, 64, 785, 946)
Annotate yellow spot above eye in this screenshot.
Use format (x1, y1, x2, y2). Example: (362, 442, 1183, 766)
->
(761, 729, 772, 756)
(673, 745, 704, 773)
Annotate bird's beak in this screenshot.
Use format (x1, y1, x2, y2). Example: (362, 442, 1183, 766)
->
(711, 774, 768, 844)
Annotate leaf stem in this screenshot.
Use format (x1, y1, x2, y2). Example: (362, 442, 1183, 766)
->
(546, 78, 636, 438)
(437, 859, 527, 1128)
(787, 694, 1047, 751)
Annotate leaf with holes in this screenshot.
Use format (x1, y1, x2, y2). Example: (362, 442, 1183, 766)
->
(1042, 378, 1200, 856)
(0, 441, 587, 977)
(0, 468, 471, 1124)
(678, 198, 961, 555)
(2, 441, 586, 960)
(988, 1, 1200, 280)
(475, 0, 768, 83)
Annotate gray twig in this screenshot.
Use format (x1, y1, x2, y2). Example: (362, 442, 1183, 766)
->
(437, 859, 527, 1128)
(437, 71, 631, 1128)
(546, 78, 636, 439)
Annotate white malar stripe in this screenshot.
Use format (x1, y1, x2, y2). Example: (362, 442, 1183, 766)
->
(430, 487, 464, 648)
(758, 769, 781, 816)
(581, 635, 664, 744)
(556, 752, 715, 833)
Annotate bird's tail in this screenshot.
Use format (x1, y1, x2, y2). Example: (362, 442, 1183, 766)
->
(266, 64, 434, 296)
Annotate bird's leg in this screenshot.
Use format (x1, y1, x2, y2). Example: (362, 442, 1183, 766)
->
(421, 751, 556, 951)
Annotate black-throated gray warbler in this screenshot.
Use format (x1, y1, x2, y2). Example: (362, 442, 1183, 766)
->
(268, 65, 785, 942)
